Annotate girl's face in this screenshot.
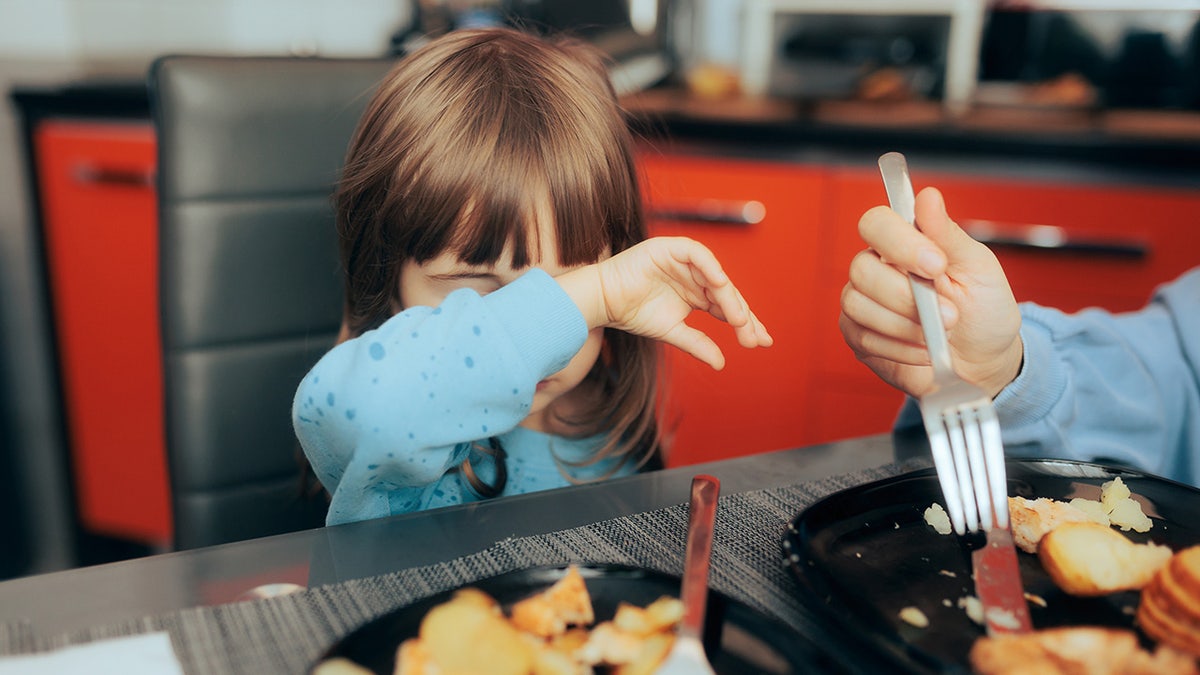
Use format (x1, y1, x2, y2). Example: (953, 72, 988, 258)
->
(397, 217, 605, 433)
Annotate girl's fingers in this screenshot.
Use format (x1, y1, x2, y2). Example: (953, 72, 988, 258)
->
(672, 237, 729, 287)
(701, 280, 748, 325)
(734, 308, 772, 349)
(662, 323, 726, 371)
(700, 278, 773, 349)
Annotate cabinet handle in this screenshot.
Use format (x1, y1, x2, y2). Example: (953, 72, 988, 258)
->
(962, 219, 1148, 259)
(73, 164, 156, 189)
(648, 200, 766, 226)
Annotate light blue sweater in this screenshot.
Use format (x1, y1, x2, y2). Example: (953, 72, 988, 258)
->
(898, 268, 1200, 486)
(293, 268, 637, 526)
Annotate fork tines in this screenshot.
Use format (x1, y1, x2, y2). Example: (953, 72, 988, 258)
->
(921, 387, 1008, 536)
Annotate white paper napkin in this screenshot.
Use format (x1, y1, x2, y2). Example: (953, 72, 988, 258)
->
(0, 632, 183, 675)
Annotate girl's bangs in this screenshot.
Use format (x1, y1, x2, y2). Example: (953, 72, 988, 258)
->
(439, 154, 620, 270)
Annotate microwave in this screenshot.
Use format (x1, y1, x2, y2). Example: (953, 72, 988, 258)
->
(739, 0, 985, 113)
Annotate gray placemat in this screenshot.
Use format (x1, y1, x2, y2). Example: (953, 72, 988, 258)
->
(3, 462, 915, 674)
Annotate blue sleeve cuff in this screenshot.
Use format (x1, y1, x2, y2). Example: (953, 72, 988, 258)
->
(993, 304, 1069, 430)
(485, 268, 589, 378)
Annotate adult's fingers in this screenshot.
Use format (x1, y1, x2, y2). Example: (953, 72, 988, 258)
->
(838, 310, 931, 367)
(858, 204, 947, 280)
(846, 247, 918, 319)
(912, 187, 992, 269)
(847, 246, 961, 327)
(840, 279, 923, 347)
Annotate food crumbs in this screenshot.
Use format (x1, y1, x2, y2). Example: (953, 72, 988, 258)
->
(856, 552, 862, 558)
(986, 607, 1024, 631)
(924, 503, 952, 535)
(938, 569, 957, 578)
(899, 606, 929, 628)
(1024, 592, 1048, 608)
(958, 596, 984, 625)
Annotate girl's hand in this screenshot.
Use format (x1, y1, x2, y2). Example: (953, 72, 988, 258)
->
(838, 187, 1023, 399)
(558, 237, 772, 370)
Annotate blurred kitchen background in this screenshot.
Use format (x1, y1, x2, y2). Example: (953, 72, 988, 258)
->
(1, 0, 1198, 580)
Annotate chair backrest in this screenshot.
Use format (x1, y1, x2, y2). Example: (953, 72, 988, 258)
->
(149, 55, 394, 550)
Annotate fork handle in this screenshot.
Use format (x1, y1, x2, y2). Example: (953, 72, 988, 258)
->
(680, 475, 719, 640)
(878, 152, 956, 379)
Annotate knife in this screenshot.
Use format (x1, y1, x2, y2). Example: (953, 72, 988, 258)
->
(973, 527, 1033, 636)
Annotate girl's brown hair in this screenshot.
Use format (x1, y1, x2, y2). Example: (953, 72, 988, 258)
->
(334, 27, 662, 474)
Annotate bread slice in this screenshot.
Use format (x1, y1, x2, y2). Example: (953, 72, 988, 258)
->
(1038, 521, 1172, 596)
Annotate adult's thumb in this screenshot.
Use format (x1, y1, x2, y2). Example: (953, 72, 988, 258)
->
(913, 187, 986, 265)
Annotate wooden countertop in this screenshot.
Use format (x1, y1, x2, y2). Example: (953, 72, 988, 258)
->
(622, 87, 1200, 141)
(620, 87, 1200, 175)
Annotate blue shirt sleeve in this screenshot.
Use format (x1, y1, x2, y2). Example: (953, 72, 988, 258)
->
(292, 268, 588, 524)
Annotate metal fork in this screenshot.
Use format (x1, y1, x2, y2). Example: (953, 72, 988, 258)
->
(878, 152, 1008, 536)
(655, 475, 719, 675)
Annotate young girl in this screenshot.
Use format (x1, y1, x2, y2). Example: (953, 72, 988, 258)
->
(293, 27, 772, 526)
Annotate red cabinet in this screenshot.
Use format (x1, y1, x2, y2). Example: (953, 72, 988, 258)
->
(828, 166, 1200, 313)
(813, 164, 1200, 445)
(638, 150, 828, 466)
(33, 120, 171, 545)
(641, 149, 1200, 462)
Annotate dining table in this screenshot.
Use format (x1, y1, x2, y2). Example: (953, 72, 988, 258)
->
(0, 431, 934, 674)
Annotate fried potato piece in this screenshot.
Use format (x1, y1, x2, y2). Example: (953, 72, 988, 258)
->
(1101, 477, 1132, 509)
(1138, 546, 1200, 657)
(313, 657, 375, 675)
(971, 626, 1198, 675)
(512, 566, 595, 638)
(1067, 497, 1111, 526)
(577, 621, 642, 666)
(613, 632, 674, 675)
(1039, 522, 1171, 596)
(419, 590, 532, 675)
(612, 597, 684, 637)
(394, 568, 683, 675)
(1009, 496, 1091, 554)
(1102, 478, 1154, 532)
(394, 639, 435, 675)
(529, 640, 591, 675)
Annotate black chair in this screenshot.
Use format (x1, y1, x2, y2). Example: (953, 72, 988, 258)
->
(149, 55, 394, 550)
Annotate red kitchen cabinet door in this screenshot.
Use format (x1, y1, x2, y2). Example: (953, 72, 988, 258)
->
(829, 165, 1200, 313)
(813, 164, 1200, 444)
(638, 149, 828, 466)
(803, 166, 906, 445)
(34, 120, 171, 545)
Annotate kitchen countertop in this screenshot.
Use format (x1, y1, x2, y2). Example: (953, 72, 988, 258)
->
(622, 87, 1200, 186)
(14, 78, 1200, 188)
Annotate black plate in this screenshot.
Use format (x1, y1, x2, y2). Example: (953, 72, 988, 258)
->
(782, 459, 1200, 674)
(313, 564, 840, 674)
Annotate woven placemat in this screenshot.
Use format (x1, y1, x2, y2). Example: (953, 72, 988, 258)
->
(2, 462, 914, 674)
